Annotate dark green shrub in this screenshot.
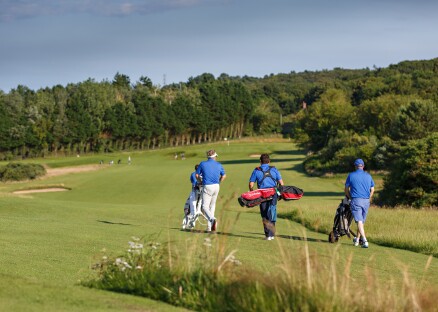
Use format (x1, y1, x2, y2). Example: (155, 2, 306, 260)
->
(0, 162, 46, 182)
(379, 133, 438, 208)
(303, 130, 377, 174)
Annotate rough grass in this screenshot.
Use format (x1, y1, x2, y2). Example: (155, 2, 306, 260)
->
(85, 234, 438, 312)
(279, 201, 438, 258)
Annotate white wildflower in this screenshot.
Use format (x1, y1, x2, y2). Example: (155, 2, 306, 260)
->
(123, 261, 132, 269)
(232, 259, 242, 266)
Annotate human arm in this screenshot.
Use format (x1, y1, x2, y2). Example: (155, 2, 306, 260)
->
(249, 181, 255, 191)
(219, 174, 226, 183)
(369, 186, 375, 202)
(195, 173, 202, 184)
(277, 179, 284, 187)
(344, 186, 351, 199)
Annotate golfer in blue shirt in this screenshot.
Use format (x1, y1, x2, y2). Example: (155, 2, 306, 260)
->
(345, 159, 375, 248)
(249, 154, 284, 240)
(189, 164, 201, 217)
(196, 149, 226, 232)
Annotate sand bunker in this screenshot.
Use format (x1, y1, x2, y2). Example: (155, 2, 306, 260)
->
(44, 164, 102, 178)
(12, 164, 102, 194)
(13, 188, 69, 194)
(249, 154, 261, 158)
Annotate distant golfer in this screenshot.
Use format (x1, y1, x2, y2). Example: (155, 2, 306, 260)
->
(345, 159, 375, 248)
(249, 154, 284, 240)
(189, 164, 201, 217)
(196, 149, 226, 232)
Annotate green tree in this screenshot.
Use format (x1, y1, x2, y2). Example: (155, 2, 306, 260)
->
(112, 72, 131, 89)
(351, 77, 388, 105)
(137, 76, 153, 89)
(356, 94, 411, 138)
(390, 100, 438, 141)
(298, 88, 354, 150)
(379, 133, 438, 207)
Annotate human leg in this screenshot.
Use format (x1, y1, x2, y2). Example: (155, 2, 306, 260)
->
(202, 185, 219, 231)
(267, 201, 277, 238)
(260, 200, 275, 238)
(351, 198, 370, 246)
(351, 198, 364, 245)
(208, 184, 219, 222)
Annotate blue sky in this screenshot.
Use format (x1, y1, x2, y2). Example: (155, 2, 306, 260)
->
(1, 0, 437, 92)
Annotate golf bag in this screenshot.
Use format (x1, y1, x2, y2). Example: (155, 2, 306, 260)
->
(328, 197, 356, 243)
(278, 185, 304, 201)
(238, 188, 277, 207)
(182, 186, 203, 229)
(238, 186, 304, 208)
(181, 195, 191, 229)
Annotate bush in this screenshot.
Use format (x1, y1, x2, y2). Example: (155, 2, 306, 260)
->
(0, 151, 14, 161)
(0, 162, 46, 182)
(379, 132, 438, 208)
(303, 130, 377, 174)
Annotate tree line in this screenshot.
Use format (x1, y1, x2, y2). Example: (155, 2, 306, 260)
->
(1, 59, 437, 207)
(0, 73, 253, 158)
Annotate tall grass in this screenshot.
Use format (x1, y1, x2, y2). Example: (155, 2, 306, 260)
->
(279, 204, 438, 258)
(84, 231, 438, 312)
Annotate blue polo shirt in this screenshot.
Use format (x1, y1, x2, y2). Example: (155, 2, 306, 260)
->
(249, 164, 282, 189)
(190, 171, 197, 188)
(196, 158, 225, 185)
(345, 169, 375, 198)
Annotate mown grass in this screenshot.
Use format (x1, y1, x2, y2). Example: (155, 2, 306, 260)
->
(0, 138, 437, 311)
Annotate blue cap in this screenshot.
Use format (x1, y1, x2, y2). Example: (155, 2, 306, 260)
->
(354, 159, 364, 167)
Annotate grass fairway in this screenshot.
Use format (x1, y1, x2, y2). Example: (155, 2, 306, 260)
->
(1, 139, 437, 311)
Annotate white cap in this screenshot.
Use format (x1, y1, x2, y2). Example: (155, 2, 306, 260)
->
(207, 149, 218, 158)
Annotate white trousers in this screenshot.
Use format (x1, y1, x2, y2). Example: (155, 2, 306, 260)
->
(201, 184, 220, 230)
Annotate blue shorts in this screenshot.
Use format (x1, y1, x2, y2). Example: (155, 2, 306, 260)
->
(350, 198, 370, 223)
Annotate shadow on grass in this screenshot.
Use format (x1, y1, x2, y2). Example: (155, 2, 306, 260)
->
(272, 149, 306, 156)
(97, 220, 136, 226)
(275, 234, 327, 243)
(176, 228, 326, 243)
(298, 191, 344, 197)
